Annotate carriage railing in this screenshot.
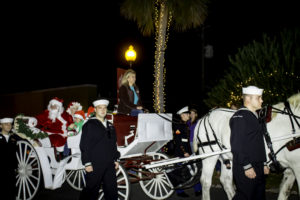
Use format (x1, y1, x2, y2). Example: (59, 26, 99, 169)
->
(145, 132, 300, 170)
(145, 149, 231, 169)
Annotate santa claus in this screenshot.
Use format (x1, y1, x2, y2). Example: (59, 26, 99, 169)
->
(66, 101, 83, 117)
(35, 97, 73, 151)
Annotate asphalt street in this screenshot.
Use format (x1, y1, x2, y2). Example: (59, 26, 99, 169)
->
(33, 182, 299, 200)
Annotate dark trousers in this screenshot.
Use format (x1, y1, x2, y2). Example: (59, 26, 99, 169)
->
(232, 162, 266, 200)
(79, 164, 118, 200)
(1, 171, 17, 200)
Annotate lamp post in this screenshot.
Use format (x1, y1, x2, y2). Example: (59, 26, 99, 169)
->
(125, 45, 136, 68)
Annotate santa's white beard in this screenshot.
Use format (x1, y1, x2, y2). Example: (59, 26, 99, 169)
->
(49, 109, 60, 122)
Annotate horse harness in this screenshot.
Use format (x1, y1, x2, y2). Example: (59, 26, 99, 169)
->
(196, 108, 235, 154)
(259, 102, 300, 172)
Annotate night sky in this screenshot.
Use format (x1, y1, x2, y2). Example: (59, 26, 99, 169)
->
(2, 0, 299, 114)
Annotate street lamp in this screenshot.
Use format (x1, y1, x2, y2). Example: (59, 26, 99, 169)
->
(125, 45, 136, 68)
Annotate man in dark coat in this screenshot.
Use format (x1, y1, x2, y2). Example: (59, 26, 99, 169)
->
(79, 99, 120, 200)
(230, 86, 270, 200)
(0, 118, 21, 200)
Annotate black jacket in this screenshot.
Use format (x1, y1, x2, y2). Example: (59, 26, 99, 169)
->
(0, 133, 21, 171)
(79, 118, 120, 170)
(230, 107, 267, 169)
(117, 84, 142, 115)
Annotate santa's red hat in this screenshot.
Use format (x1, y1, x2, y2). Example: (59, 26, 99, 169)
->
(74, 110, 86, 120)
(49, 97, 64, 107)
(66, 101, 83, 115)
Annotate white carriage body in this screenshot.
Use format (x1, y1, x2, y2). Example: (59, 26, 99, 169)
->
(118, 113, 173, 158)
(15, 113, 173, 191)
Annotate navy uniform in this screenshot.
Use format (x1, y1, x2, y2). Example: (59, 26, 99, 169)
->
(230, 86, 267, 200)
(79, 101, 120, 200)
(0, 118, 22, 200)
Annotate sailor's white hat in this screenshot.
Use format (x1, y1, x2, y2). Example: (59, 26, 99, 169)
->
(242, 86, 263, 95)
(0, 118, 14, 124)
(93, 99, 109, 107)
(177, 106, 189, 115)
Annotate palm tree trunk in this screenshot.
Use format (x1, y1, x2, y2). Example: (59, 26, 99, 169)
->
(154, 1, 168, 113)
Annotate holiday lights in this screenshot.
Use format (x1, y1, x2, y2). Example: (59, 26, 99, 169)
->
(152, 0, 172, 113)
(226, 71, 300, 108)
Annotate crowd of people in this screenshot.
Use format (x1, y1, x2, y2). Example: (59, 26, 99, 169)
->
(1, 68, 269, 200)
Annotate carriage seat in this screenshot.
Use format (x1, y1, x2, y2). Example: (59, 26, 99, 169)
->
(111, 114, 138, 147)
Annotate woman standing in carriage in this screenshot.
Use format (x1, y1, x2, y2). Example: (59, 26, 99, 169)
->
(117, 69, 144, 116)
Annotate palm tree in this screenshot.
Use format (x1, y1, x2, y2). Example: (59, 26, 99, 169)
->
(121, 0, 208, 113)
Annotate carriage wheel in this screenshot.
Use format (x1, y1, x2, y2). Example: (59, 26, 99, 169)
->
(66, 168, 86, 191)
(16, 140, 42, 200)
(66, 164, 130, 200)
(98, 164, 130, 200)
(138, 153, 174, 200)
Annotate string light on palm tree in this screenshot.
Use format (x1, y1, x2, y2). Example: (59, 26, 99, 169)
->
(125, 45, 137, 68)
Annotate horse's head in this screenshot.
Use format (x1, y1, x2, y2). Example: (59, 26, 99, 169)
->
(267, 93, 300, 138)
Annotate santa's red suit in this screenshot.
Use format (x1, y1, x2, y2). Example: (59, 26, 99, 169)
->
(36, 110, 73, 148)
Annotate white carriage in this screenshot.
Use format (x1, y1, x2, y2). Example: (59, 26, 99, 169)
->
(14, 113, 175, 200)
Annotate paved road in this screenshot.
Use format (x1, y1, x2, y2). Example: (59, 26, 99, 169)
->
(33, 182, 299, 200)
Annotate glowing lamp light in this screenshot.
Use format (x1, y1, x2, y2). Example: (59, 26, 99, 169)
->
(125, 45, 136, 68)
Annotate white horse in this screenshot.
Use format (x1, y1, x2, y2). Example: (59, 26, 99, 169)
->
(193, 93, 300, 200)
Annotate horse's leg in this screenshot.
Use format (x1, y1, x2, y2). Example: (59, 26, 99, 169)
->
(220, 160, 235, 199)
(290, 165, 300, 198)
(200, 155, 219, 200)
(277, 168, 295, 200)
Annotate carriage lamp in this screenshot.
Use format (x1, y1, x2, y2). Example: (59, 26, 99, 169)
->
(125, 45, 136, 68)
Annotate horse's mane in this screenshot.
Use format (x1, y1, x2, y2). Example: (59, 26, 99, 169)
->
(272, 93, 300, 119)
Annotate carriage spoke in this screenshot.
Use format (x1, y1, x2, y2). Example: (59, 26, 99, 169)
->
(66, 170, 75, 179)
(157, 180, 165, 196)
(99, 192, 104, 199)
(147, 179, 156, 193)
(28, 157, 38, 166)
(144, 178, 155, 188)
(81, 170, 86, 186)
(25, 149, 33, 165)
(24, 177, 33, 198)
(117, 177, 125, 183)
(16, 151, 21, 164)
(23, 144, 28, 163)
(29, 173, 39, 181)
(154, 180, 158, 197)
(77, 171, 81, 189)
(116, 168, 121, 176)
(72, 171, 79, 185)
(160, 178, 169, 187)
(160, 180, 168, 194)
(22, 177, 27, 199)
(17, 177, 23, 198)
(118, 190, 126, 198)
(118, 185, 127, 189)
(19, 145, 24, 162)
(26, 175, 36, 191)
